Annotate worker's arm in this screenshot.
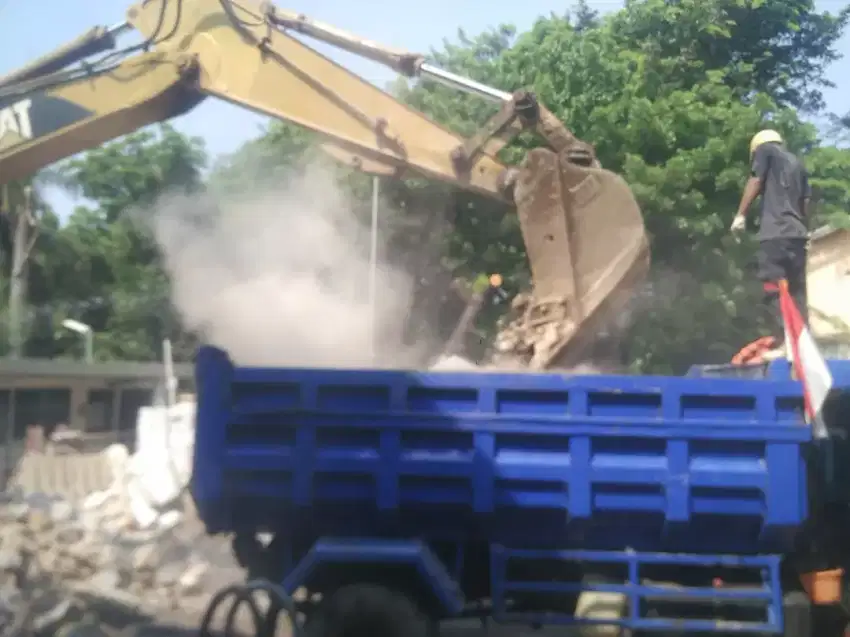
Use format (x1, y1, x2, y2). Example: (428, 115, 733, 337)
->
(736, 144, 770, 218)
(801, 171, 812, 220)
(731, 145, 769, 232)
(735, 176, 763, 218)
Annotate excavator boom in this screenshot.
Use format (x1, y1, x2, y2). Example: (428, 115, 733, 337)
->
(0, 0, 650, 368)
(0, 53, 203, 183)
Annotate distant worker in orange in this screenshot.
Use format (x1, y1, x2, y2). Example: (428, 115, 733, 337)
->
(731, 129, 812, 359)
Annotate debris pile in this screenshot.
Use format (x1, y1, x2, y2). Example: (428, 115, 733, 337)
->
(491, 292, 573, 369)
(0, 401, 242, 635)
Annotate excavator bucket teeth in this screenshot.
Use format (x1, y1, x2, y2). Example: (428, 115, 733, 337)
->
(493, 148, 650, 369)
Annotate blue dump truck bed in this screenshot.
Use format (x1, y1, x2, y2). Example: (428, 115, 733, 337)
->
(192, 346, 817, 556)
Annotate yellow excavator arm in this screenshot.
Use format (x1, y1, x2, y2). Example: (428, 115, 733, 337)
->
(0, 0, 650, 369)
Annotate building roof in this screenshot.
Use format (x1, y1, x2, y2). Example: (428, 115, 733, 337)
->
(0, 358, 194, 379)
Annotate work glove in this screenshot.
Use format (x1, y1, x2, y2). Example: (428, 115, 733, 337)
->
(730, 214, 746, 233)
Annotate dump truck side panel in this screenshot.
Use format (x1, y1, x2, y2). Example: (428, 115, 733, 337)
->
(192, 345, 811, 556)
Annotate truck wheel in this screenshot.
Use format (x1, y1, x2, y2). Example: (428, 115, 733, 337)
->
(303, 583, 433, 637)
(783, 591, 812, 637)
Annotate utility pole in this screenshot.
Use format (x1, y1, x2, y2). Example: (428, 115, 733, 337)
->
(368, 176, 379, 362)
(6, 184, 36, 358)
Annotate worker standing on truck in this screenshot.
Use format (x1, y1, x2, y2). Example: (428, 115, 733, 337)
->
(730, 129, 812, 359)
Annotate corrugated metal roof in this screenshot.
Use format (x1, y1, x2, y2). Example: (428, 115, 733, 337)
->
(0, 358, 194, 379)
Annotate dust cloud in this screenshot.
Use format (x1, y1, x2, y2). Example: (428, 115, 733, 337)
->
(147, 164, 425, 368)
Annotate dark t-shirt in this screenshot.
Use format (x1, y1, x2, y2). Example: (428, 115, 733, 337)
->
(751, 142, 811, 240)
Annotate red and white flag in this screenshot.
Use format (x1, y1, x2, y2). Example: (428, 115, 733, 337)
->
(779, 280, 833, 439)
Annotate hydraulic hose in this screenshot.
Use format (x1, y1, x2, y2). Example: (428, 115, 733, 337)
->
(199, 579, 301, 637)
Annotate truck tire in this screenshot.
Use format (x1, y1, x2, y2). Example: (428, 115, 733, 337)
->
(783, 591, 812, 637)
(303, 583, 433, 637)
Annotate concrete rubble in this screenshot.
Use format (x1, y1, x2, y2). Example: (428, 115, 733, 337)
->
(490, 292, 573, 369)
(0, 400, 243, 636)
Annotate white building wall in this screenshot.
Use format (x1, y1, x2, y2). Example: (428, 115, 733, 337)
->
(807, 228, 850, 355)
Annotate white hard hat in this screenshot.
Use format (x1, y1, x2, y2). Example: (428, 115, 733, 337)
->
(750, 129, 783, 156)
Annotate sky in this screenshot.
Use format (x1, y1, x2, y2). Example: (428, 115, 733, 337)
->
(1, 0, 849, 217)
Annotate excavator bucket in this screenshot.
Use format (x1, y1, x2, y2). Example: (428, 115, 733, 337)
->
(322, 112, 649, 371)
(492, 147, 650, 370)
(320, 90, 649, 370)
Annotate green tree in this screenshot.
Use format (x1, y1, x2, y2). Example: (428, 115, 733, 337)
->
(208, 121, 315, 194)
(606, 0, 850, 113)
(0, 178, 74, 358)
(389, 0, 850, 372)
(51, 125, 207, 361)
(807, 146, 850, 229)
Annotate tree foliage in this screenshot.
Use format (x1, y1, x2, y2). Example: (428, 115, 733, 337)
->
(0, 125, 206, 360)
(1, 0, 848, 371)
(390, 0, 850, 371)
